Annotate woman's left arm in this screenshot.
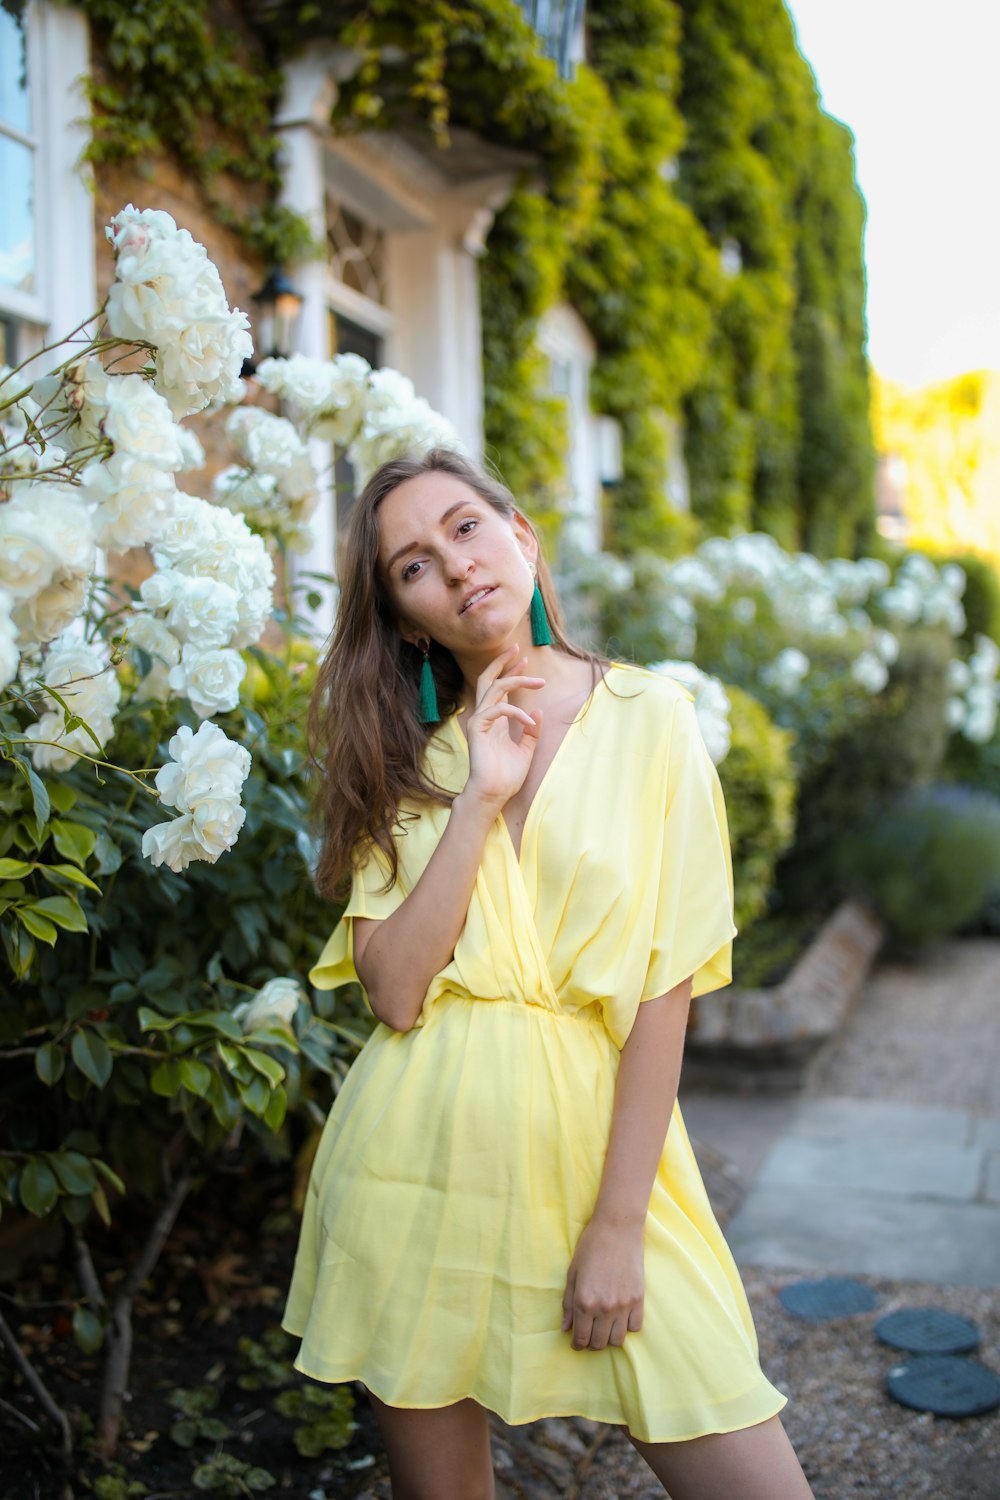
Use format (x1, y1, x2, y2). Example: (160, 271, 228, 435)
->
(561, 975, 693, 1352)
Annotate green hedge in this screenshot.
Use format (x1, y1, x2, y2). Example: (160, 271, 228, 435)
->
(717, 684, 797, 932)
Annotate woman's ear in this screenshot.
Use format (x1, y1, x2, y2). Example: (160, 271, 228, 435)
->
(511, 510, 539, 568)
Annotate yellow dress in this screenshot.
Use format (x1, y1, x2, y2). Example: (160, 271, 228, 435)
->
(282, 664, 786, 1442)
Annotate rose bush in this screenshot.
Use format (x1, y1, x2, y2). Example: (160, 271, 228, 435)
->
(0, 205, 464, 1465)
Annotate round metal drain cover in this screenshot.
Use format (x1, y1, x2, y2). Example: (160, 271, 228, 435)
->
(887, 1355, 1000, 1418)
(875, 1308, 980, 1356)
(777, 1277, 878, 1322)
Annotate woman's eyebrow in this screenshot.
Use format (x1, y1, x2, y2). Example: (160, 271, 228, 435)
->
(384, 500, 469, 572)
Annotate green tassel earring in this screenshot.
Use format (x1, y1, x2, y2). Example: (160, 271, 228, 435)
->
(418, 646, 439, 723)
(530, 581, 553, 647)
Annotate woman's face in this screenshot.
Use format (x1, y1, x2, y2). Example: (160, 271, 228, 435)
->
(376, 471, 537, 659)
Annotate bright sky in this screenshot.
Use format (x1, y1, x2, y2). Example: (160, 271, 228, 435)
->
(786, 0, 1000, 388)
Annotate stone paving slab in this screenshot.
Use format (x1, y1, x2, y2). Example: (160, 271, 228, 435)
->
(785, 1095, 974, 1146)
(985, 1152, 1000, 1204)
(726, 1185, 1000, 1287)
(972, 1115, 1000, 1150)
(757, 1135, 984, 1201)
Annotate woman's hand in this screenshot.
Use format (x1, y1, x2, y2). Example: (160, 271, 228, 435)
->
(462, 644, 544, 807)
(561, 1217, 645, 1351)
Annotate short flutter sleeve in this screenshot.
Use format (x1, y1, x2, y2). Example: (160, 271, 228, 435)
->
(308, 842, 408, 994)
(639, 691, 738, 1006)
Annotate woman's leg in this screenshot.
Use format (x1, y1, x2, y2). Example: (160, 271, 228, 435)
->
(366, 1389, 495, 1500)
(630, 1414, 814, 1500)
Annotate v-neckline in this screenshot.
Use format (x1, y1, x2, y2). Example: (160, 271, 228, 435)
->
(448, 663, 615, 866)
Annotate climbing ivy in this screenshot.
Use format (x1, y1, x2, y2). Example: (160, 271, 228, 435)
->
(62, 0, 315, 265)
(21, 0, 874, 557)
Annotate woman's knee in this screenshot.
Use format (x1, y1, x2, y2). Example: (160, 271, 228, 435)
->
(366, 1390, 495, 1500)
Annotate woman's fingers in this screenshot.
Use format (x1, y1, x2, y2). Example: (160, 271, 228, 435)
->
(473, 703, 540, 733)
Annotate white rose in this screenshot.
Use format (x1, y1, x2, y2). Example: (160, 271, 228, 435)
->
(176, 427, 206, 473)
(761, 647, 810, 696)
(83, 453, 178, 550)
(141, 813, 206, 873)
(850, 650, 890, 695)
(154, 719, 251, 814)
(140, 569, 181, 613)
(166, 575, 241, 650)
(106, 205, 253, 418)
(12, 569, 89, 646)
(945, 696, 968, 731)
(872, 629, 900, 665)
(0, 589, 18, 689)
(0, 486, 95, 598)
(127, 612, 182, 667)
(189, 794, 247, 859)
(23, 637, 121, 767)
(233, 976, 303, 1034)
(255, 352, 370, 444)
(133, 660, 174, 705)
(168, 644, 246, 718)
(970, 634, 1000, 682)
(102, 374, 185, 469)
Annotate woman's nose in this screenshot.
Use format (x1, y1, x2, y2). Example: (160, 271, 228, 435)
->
(444, 551, 474, 583)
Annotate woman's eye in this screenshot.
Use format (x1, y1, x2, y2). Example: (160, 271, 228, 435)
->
(457, 519, 478, 536)
(401, 560, 422, 582)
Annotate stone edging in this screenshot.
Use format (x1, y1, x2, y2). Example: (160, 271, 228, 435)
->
(683, 898, 885, 1090)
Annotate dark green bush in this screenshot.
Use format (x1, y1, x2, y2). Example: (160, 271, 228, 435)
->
(834, 784, 1000, 951)
(717, 684, 797, 932)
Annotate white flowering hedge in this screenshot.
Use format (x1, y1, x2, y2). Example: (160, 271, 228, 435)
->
(563, 530, 1000, 764)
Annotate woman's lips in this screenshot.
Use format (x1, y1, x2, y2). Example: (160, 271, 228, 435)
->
(460, 586, 496, 614)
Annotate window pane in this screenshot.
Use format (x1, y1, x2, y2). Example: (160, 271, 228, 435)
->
(0, 135, 34, 292)
(0, 10, 30, 134)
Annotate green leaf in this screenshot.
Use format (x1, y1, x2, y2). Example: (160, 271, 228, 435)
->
(0, 857, 33, 878)
(25, 762, 50, 836)
(16, 906, 58, 944)
(73, 1306, 105, 1355)
(48, 1150, 97, 1196)
(150, 1060, 182, 1097)
(263, 1085, 286, 1132)
(242, 1049, 285, 1087)
(39, 862, 101, 892)
(92, 1157, 126, 1196)
(28, 895, 88, 933)
(239, 1074, 270, 1116)
(50, 820, 96, 867)
(91, 1181, 111, 1227)
(46, 782, 76, 814)
(209, 1074, 241, 1132)
(179, 1058, 212, 1098)
(71, 1030, 113, 1088)
(92, 830, 122, 875)
(61, 1193, 92, 1226)
(19, 1159, 59, 1216)
(35, 1042, 65, 1086)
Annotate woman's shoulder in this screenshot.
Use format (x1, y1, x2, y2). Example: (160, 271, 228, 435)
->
(605, 661, 696, 712)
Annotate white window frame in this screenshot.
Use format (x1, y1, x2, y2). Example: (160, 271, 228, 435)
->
(0, 2, 95, 367)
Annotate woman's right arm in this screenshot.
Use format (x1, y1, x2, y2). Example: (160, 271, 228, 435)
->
(352, 646, 543, 1032)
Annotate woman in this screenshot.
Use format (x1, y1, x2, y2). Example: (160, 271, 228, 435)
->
(283, 448, 814, 1500)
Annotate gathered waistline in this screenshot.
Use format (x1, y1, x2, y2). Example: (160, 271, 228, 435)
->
(428, 991, 607, 1025)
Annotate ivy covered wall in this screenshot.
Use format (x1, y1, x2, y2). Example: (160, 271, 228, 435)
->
(675, 0, 874, 553)
(57, 0, 875, 560)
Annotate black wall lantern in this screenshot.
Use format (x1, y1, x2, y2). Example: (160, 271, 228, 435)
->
(243, 268, 305, 375)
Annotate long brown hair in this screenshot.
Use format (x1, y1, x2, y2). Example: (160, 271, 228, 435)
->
(308, 447, 606, 898)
